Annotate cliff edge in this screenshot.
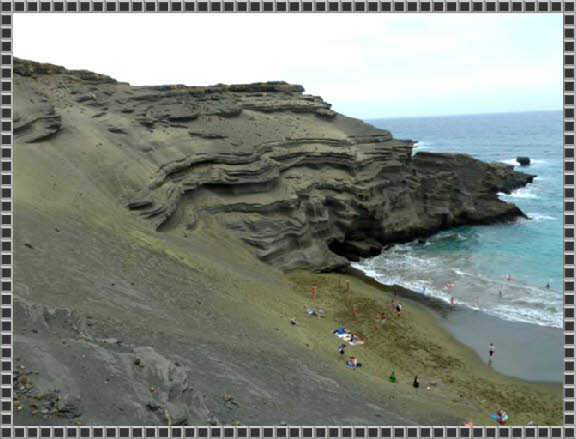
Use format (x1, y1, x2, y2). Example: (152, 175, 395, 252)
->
(14, 58, 534, 273)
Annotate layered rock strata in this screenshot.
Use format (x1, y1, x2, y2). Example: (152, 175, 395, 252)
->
(14, 58, 534, 272)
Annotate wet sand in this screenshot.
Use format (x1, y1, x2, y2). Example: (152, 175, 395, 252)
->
(350, 267, 563, 383)
(433, 307, 562, 382)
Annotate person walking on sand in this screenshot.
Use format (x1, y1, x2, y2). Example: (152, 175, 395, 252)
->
(395, 302, 403, 316)
(389, 371, 397, 383)
(345, 279, 350, 292)
(413, 376, 420, 389)
(450, 297, 454, 308)
(380, 312, 387, 327)
(311, 285, 317, 299)
(489, 343, 495, 359)
(352, 303, 358, 318)
(338, 344, 346, 357)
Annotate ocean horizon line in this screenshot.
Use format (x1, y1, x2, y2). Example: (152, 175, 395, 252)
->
(364, 108, 562, 121)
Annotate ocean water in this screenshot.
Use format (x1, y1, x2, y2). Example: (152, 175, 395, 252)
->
(354, 111, 563, 329)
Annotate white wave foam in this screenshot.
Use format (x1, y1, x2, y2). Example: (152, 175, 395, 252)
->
(353, 253, 563, 330)
(498, 187, 539, 200)
(527, 213, 558, 222)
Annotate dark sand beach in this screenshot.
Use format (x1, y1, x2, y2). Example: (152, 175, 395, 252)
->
(433, 306, 562, 383)
(356, 270, 563, 383)
(286, 270, 562, 426)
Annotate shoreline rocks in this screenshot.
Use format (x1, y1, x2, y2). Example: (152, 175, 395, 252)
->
(516, 156, 531, 166)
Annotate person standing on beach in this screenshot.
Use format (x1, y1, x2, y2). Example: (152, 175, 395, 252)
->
(489, 343, 495, 359)
(311, 285, 317, 299)
(338, 344, 346, 357)
(395, 303, 403, 317)
(389, 371, 397, 383)
(412, 376, 420, 389)
(380, 312, 387, 327)
(345, 279, 350, 292)
(450, 297, 454, 308)
(290, 317, 297, 326)
(352, 303, 358, 318)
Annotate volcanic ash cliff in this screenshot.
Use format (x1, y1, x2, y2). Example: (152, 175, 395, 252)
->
(14, 58, 533, 272)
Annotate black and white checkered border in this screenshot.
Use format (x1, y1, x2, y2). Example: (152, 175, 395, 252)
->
(0, 0, 572, 437)
(0, 426, 574, 438)
(565, 0, 576, 434)
(0, 1, 574, 13)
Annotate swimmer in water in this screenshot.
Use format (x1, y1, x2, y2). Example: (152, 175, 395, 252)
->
(507, 274, 512, 281)
(546, 282, 550, 289)
(498, 288, 503, 297)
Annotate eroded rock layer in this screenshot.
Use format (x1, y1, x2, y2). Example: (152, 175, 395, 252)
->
(14, 58, 533, 272)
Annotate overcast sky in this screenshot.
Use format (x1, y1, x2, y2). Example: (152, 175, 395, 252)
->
(17, 13, 561, 119)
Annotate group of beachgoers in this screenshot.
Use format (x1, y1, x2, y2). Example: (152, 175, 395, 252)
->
(290, 278, 509, 425)
(421, 273, 552, 313)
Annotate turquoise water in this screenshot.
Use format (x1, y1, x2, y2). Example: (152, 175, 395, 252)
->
(355, 111, 563, 328)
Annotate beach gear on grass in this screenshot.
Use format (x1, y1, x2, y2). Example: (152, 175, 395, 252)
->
(333, 328, 364, 345)
(306, 308, 326, 317)
(346, 361, 362, 368)
(349, 339, 364, 346)
(490, 413, 508, 425)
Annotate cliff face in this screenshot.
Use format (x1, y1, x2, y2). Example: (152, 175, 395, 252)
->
(14, 58, 533, 272)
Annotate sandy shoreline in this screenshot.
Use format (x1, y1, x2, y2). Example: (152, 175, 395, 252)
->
(348, 267, 562, 383)
(433, 306, 562, 383)
(284, 268, 562, 426)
